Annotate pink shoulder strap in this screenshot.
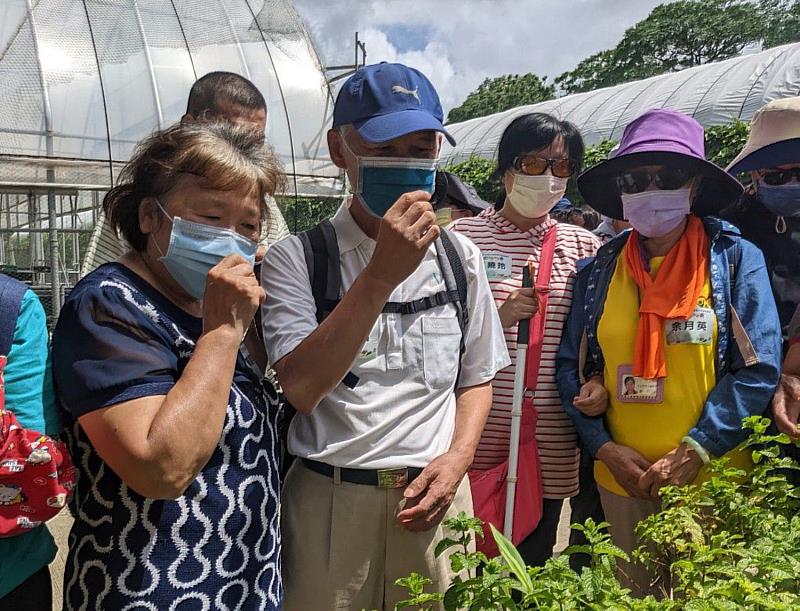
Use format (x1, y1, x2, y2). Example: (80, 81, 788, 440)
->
(524, 225, 558, 391)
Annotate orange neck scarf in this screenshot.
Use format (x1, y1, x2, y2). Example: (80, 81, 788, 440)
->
(624, 214, 709, 379)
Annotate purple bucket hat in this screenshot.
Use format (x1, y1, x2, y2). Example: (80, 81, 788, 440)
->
(577, 109, 743, 220)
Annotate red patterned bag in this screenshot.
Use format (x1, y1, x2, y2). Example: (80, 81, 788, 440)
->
(0, 355, 75, 537)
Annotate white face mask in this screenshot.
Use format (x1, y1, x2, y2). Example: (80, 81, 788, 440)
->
(507, 174, 568, 218)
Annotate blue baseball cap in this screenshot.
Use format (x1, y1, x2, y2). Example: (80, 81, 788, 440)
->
(552, 197, 574, 214)
(333, 62, 455, 146)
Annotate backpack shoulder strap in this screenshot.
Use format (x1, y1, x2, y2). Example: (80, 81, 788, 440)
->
(297, 222, 358, 389)
(299, 219, 341, 323)
(436, 229, 469, 356)
(0, 274, 28, 357)
(439, 229, 468, 314)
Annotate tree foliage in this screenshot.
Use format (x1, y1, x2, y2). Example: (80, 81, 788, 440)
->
(276, 196, 340, 234)
(704, 119, 750, 168)
(556, 0, 766, 95)
(446, 74, 555, 124)
(442, 156, 500, 203)
(761, 0, 800, 48)
(582, 139, 618, 170)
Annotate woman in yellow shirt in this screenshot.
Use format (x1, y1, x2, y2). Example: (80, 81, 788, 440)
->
(557, 109, 783, 596)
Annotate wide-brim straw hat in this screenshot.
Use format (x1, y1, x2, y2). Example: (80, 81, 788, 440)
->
(577, 109, 743, 220)
(727, 96, 800, 175)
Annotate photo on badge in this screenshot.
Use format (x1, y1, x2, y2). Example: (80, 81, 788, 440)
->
(616, 365, 664, 403)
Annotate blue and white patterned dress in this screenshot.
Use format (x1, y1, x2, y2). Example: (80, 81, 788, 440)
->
(52, 263, 283, 610)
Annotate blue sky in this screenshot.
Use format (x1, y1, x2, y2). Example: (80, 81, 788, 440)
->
(293, 0, 673, 114)
(382, 24, 435, 53)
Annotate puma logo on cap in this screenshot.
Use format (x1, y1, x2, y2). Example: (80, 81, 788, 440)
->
(391, 84, 420, 103)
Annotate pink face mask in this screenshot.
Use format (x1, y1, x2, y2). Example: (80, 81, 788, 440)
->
(621, 188, 692, 237)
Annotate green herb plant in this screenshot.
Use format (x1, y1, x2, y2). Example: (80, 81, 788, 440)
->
(395, 417, 800, 610)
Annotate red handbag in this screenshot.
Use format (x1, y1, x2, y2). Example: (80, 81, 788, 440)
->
(0, 355, 76, 537)
(469, 226, 557, 557)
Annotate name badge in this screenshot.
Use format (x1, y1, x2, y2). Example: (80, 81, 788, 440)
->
(484, 252, 513, 279)
(616, 365, 664, 404)
(665, 306, 715, 345)
(357, 324, 381, 363)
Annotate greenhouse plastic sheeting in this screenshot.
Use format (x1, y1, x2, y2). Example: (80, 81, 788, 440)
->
(0, 0, 342, 196)
(441, 42, 800, 165)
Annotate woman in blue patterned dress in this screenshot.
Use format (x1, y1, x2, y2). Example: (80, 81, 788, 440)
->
(52, 121, 285, 610)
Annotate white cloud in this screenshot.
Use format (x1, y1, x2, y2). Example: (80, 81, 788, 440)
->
(294, 0, 674, 115)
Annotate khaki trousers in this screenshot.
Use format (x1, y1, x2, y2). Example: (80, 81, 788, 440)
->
(282, 460, 474, 611)
(598, 486, 669, 598)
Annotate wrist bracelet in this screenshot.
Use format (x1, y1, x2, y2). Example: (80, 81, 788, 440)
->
(681, 436, 711, 465)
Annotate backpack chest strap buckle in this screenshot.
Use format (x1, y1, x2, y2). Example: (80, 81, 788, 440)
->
(382, 290, 459, 316)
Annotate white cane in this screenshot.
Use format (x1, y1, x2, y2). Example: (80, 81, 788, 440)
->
(503, 264, 532, 539)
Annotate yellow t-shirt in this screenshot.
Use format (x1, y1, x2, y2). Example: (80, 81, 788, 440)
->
(595, 254, 750, 496)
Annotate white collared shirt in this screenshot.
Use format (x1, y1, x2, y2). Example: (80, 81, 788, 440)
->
(261, 200, 510, 468)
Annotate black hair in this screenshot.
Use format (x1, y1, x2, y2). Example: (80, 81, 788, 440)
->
(187, 71, 266, 118)
(550, 209, 575, 224)
(493, 113, 585, 208)
(581, 207, 601, 231)
(624, 376, 635, 385)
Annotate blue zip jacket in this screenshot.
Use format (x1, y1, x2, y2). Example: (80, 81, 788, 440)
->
(556, 216, 782, 459)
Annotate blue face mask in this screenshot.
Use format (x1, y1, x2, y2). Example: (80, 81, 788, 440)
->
(153, 199, 259, 299)
(758, 181, 800, 217)
(351, 154, 437, 218)
(758, 181, 800, 234)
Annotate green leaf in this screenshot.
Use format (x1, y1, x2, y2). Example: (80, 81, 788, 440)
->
(489, 523, 534, 594)
(434, 537, 461, 558)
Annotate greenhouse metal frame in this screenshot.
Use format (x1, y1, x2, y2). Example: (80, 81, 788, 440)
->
(0, 0, 343, 323)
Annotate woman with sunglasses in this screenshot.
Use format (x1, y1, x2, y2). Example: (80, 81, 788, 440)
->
(721, 99, 800, 469)
(723, 98, 800, 339)
(450, 113, 602, 566)
(557, 109, 782, 596)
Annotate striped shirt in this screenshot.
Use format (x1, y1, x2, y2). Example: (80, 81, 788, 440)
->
(451, 208, 601, 498)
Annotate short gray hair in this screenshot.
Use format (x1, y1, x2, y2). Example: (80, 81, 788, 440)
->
(104, 121, 286, 251)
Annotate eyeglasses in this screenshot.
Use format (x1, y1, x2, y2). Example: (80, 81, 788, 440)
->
(616, 168, 695, 194)
(513, 155, 574, 178)
(760, 168, 800, 186)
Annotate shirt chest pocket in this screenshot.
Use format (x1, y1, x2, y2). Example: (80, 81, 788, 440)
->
(421, 317, 462, 389)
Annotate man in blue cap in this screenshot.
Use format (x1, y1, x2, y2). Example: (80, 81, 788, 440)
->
(261, 63, 509, 609)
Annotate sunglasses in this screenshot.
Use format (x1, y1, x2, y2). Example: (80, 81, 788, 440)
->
(616, 168, 695, 195)
(760, 168, 800, 186)
(513, 155, 574, 178)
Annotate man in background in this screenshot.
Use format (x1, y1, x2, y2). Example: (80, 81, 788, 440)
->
(182, 71, 290, 246)
(85, 71, 289, 273)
